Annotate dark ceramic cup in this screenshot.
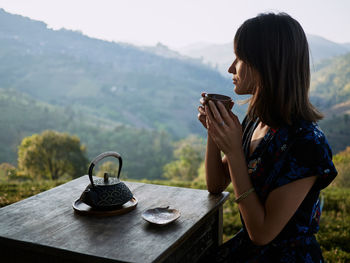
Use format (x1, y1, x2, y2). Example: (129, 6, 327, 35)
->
(204, 93, 232, 110)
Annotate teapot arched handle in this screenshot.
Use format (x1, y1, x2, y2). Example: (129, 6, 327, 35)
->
(88, 151, 123, 187)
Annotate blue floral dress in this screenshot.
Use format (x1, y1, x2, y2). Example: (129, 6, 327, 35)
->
(207, 116, 337, 263)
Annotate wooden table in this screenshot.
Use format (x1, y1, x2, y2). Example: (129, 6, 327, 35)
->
(0, 176, 229, 263)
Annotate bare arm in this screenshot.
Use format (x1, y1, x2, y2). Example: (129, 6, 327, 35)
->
(205, 134, 231, 193)
(226, 151, 316, 245)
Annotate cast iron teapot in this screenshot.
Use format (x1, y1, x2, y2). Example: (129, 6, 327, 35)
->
(79, 151, 133, 210)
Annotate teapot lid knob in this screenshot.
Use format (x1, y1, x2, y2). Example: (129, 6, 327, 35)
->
(88, 151, 123, 187)
(104, 172, 109, 182)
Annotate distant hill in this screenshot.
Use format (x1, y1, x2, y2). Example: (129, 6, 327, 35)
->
(0, 88, 174, 179)
(0, 8, 244, 139)
(308, 35, 350, 64)
(0, 88, 115, 164)
(310, 53, 350, 153)
(177, 35, 350, 76)
(319, 114, 350, 154)
(310, 53, 350, 109)
(178, 42, 234, 77)
(139, 42, 195, 61)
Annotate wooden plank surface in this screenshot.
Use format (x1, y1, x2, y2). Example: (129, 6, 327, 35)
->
(0, 176, 229, 263)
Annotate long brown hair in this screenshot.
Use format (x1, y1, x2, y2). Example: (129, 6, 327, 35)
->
(234, 12, 323, 128)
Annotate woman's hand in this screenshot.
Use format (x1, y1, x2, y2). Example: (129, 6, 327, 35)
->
(198, 92, 234, 130)
(205, 100, 243, 157)
(198, 92, 208, 129)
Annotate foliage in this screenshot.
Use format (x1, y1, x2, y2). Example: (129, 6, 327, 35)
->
(17, 130, 89, 180)
(0, 163, 16, 179)
(0, 179, 68, 207)
(332, 146, 350, 187)
(316, 187, 350, 262)
(163, 135, 205, 181)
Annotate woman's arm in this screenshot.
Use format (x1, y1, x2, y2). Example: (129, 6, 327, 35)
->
(226, 151, 316, 245)
(198, 92, 231, 194)
(205, 134, 231, 193)
(206, 100, 317, 245)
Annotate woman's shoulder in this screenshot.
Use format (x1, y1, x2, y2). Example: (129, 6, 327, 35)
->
(268, 120, 323, 152)
(271, 119, 334, 169)
(293, 120, 325, 140)
(270, 119, 337, 190)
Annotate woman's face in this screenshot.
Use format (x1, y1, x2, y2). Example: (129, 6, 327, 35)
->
(228, 58, 258, 95)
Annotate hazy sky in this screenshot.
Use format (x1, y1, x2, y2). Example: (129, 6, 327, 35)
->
(0, 0, 349, 49)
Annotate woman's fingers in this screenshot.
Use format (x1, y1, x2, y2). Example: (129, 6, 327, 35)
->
(205, 104, 217, 129)
(200, 92, 208, 106)
(198, 106, 207, 128)
(208, 101, 225, 125)
(198, 113, 207, 127)
(205, 101, 243, 155)
(216, 101, 233, 126)
(205, 104, 212, 122)
(206, 100, 240, 129)
(205, 103, 226, 141)
(198, 105, 205, 115)
(197, 112, 205, 121)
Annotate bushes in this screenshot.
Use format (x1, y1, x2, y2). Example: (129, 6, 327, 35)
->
(332, 147, 350, 187)
(321, 187, 350, 213)
(315, 187, 350, 261)
(0, 179, 68, 207)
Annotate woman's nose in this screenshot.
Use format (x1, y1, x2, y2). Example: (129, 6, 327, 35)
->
(228, 62, 236, 74)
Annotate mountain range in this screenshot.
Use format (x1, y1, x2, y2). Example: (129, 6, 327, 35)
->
(176, 36, 350, 76)
(0, 8, 240, 139)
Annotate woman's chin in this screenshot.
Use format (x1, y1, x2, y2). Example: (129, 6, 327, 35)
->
(234, 86, 253, 95)
(234, 86, 245, 95)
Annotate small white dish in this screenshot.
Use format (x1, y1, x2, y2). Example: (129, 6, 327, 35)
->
(142, 206, 180, 225)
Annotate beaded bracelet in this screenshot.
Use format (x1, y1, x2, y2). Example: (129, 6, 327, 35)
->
(235, 187, 255, 203)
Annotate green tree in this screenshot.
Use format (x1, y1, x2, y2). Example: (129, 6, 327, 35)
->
(18, 130, 88, 180)
(163, 135, 205, 181)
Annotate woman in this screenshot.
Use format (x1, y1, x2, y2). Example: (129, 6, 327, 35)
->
(197, 13, 337, 262)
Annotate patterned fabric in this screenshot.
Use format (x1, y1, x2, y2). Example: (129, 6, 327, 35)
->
(205, 116, 337, 263)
